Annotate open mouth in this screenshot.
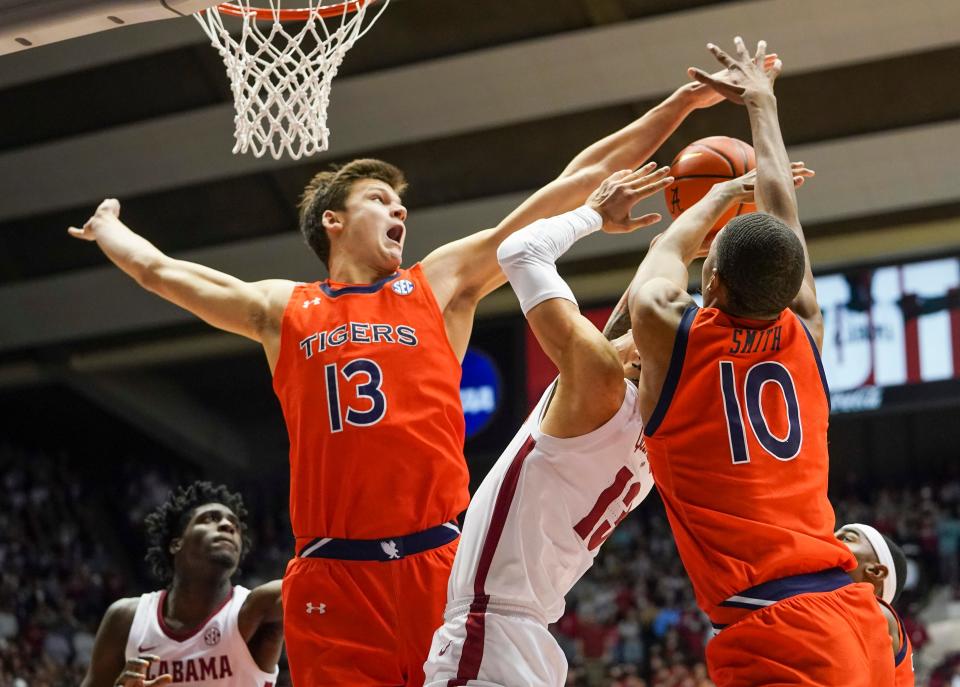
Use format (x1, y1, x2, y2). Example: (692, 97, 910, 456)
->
(386, 225, 404, 244)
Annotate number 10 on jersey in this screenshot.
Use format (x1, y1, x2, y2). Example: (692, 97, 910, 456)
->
(719, 360, 803, 464)
(324, 359, 387, 432)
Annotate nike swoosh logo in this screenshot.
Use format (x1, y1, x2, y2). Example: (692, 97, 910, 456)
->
(138, 645, 158, 653)
(438, 641, 452, 656)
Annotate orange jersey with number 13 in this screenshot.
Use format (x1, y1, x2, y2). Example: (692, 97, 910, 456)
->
(272, 264, 469, 542)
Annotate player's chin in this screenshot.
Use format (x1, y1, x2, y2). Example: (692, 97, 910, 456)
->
(208, 547, 240, 569)
(380, 245, 403, 272)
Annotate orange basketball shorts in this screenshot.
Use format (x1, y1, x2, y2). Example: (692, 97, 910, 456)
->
(706, 582, 895, 686)
(282, 538, 457, 686)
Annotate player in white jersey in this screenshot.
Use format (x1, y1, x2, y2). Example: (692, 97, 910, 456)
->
(424, 166, 673, 686)
(81, 482, 282, 687)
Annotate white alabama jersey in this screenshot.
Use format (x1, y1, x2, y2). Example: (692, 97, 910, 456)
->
(447, 379, 653, 623)
(124, 585, 278, 686)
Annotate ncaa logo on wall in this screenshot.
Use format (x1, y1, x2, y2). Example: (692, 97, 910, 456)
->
(460, 348, 502, 438)
(392, 279, 415, 296)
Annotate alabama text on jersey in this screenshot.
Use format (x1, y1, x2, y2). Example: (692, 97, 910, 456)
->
(124, 586, 278, 686)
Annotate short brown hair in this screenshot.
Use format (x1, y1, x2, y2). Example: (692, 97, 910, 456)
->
(298, 159, 408, 269)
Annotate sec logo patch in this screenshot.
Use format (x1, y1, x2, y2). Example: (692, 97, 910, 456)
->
(392, 279, 415, 296)
(204, 626, 221, 646)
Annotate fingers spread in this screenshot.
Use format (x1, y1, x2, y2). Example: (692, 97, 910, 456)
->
(753, 39, 767, 65)
(115, 670, 146, 687)
(733, 36, 750, 60)
(706, 43, 736, 68)
(770, 58, 783, 80)
(630, 213, 663, 231)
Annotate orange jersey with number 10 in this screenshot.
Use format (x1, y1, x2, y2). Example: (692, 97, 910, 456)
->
(272, 264, 469, 542)
(643, 305, 855, 621)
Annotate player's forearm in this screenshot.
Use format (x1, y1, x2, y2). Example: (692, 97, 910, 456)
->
(747, 95, 801, 229)
(94, 222, 169, 288)
(659, 184, 737, 266)
(747, 95, 814, 281)
(629, 184, 737, 294)
(562, 86, 698, 178)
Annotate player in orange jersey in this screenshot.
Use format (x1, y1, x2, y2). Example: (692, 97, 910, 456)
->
(837, 524, 915, 685)
(69, 69, 734, 686)
(624, 37, 894, 686)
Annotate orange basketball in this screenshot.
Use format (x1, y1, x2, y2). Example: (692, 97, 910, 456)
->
(664, 136, 756, 234)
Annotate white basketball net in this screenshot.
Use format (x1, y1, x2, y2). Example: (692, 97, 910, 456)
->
(195, 1, 390, 160)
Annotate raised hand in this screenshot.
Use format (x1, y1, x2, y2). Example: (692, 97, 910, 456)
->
(68, 198, 123, 241)
(717, 161, 814, 203)
(688, 37, 782, 106)
(114, 655, 172, 687)
(587, 162, 674, 234)
(683, 52, 780, 110)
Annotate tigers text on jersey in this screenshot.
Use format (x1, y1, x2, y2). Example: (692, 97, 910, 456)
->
(272, 264, 469, 541)
(643, 305, 854, 621)
(123, 586, 278, 686)
(447, 380, 653, 623)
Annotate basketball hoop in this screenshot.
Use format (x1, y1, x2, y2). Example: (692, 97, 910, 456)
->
(195, 0, 390, 160)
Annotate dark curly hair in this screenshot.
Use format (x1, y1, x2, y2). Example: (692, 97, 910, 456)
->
(144, 481, 251, 583)
(715, 212, 806, 317)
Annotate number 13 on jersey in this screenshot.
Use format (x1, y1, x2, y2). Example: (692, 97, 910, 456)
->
(719, 360, 803, 464)
(324, 358, 387, 432)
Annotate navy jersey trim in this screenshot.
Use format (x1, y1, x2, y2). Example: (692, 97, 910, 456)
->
(797, 314, 831, 411)
(319, 272, 400, 297)
(893, 609, 909, 666)
(644, 303, 698, 437)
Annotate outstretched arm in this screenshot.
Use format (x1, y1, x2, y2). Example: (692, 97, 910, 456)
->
(422, 78, 726, 314)
(690, 38, 822, 345)
(69, 200, 293, 367)
(497, 167, 669, 438)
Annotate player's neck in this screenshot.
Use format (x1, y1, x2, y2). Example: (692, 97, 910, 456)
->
(165, 573, 232, 627)
(327, 257, 397, 285)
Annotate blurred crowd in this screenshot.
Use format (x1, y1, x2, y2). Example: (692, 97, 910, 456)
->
(1, 439, 958, 687)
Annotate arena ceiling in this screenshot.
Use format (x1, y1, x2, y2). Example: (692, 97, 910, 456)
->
(0, 0, 958, 469)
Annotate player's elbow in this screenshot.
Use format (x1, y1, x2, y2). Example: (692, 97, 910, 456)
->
(132, 256, 166, 292)
(496, 229, 533, 270)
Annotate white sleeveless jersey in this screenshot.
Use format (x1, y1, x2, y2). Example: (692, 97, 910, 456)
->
(124, 585, 279, 686)
(447, 380, 653, 623)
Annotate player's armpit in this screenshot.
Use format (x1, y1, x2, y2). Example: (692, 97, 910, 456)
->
(238, 580, 284, 672)
(629, 278, 695, 422)
(238, 580, 284, 639)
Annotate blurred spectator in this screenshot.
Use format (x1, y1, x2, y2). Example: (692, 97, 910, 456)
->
(2, 436, 958, 686)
